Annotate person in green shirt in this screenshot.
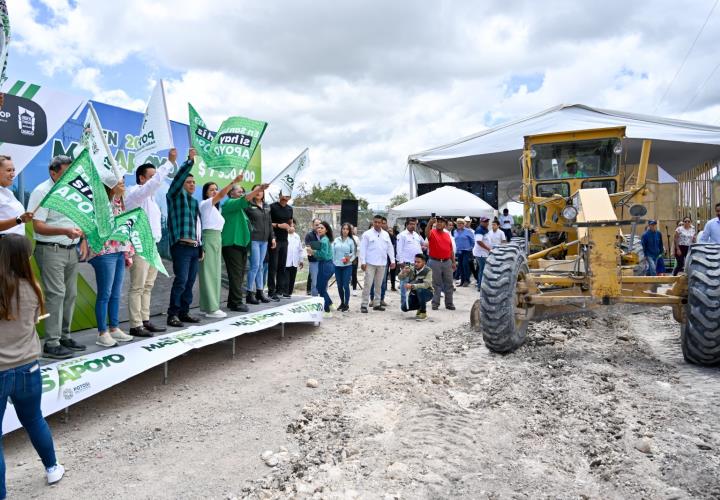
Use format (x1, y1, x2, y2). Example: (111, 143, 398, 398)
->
(221, 182, 269, 312)
(307, 221, 335, 316)
(560, 158, 585, 179)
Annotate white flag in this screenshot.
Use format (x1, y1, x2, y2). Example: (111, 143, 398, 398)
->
(267, 148, 309, 201)
(80, 102, 124, 187)
(133, 80, 174, 168)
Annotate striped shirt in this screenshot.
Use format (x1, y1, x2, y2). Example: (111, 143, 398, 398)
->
(166, 159, 198, 245)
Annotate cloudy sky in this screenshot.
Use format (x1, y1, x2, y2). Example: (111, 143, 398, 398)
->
(9, 0, 720, 207)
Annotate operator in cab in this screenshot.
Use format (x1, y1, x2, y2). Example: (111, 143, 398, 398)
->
(560, 158, 585, 179)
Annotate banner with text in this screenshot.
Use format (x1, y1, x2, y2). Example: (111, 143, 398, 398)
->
(1, 298, 324, 435)
(133, 80, 174, 169)
(204, 115, 267, 171)
(38, 149, 113, 252)
(109, 208, 168, 275)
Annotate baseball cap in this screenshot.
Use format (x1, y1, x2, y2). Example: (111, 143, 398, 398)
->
(648, 220, 657, 225)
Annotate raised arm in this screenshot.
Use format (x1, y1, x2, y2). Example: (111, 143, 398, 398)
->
(167, 149, 196, 197)
(211, 174, 244, 205)
(244, 182, 270, 201)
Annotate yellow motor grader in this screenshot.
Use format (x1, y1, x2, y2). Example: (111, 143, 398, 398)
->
(470, 127, 720, 366)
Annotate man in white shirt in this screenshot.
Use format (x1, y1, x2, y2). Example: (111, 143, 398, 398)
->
(0, 155, 33, 235)
(396, 217, 425, 306)
(699, 202, 720, 244)
(124, 153, 176, 337)
(485, 219, 508, 251)
(28, 155, 86, 359)
(498, 208, 514, 242)
(473, 217, 491, 290)
(359, 214, 395, 313)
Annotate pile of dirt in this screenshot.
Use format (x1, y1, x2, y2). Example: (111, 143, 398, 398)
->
(240, 310, 720, 499)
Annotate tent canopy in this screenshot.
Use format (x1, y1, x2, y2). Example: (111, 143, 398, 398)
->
(389, 186, 495, 220)
(408, 104, 720, 186)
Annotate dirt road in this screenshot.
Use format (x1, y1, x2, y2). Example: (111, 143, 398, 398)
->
(5, 287, 720, 499)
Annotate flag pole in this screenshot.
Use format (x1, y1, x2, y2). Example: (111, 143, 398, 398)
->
(88, 102, 123, 180)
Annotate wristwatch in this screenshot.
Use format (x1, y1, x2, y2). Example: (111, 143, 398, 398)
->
(15, 216, 22, 225)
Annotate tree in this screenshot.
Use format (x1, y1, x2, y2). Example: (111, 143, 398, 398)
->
(386, 193, 409, 210)
(293, 180, 369, 209)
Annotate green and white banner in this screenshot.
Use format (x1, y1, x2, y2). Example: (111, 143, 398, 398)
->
(0, 1, 10, 88)
(188, 102, 214, 159)
(108, 208, 168, 275)
(1, 298, 324, 435)
(267, 148, 309, 201)
(81, 102, 125, 187)
(38, 149, 113, 252)
(204, 115, 267, 171)
(132, 80, 174, 169)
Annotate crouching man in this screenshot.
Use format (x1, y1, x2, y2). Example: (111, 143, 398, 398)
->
(399, 253, 434, 321)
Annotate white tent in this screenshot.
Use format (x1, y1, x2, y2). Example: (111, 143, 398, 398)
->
(408, 104, 720, 202)
(389, 186, 495, 220)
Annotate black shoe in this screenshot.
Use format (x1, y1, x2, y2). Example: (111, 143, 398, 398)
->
(43, 344, 73, 360)
(269, 294, 281, 302)
(143, 321, 167, 333)
(179, 314, 201, 323)
(256, 291, 271, 304)
(246, 292, 260, 305)
(60, 337, 86, 351)
(282, 294, 292, 299)
(373, 305, 386, 311)
(460, 282, 469, 287)
(229, 303, 249, 313)
(167, 316, 185, 328)
(432, 304, 439, 310)
(391, 287, 397, 292)
(361, 306, 368, 313)
(129, 326, 153, 338)
(446, 304, 456, 310)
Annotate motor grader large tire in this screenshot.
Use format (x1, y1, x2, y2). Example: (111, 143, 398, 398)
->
(479, 244, 530, 353)
(681, 243, 720, 366)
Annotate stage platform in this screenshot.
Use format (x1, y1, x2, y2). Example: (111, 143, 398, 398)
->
(3, 297, 324, 434)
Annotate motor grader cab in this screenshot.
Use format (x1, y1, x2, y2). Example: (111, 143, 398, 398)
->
(470, 127, 720, 366)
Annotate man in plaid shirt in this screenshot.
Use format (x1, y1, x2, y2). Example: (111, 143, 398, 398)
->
(166, 148, 203, 328)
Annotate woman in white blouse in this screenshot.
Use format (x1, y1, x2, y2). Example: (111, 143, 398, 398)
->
(673, 217, 696, 275)
(0, 155, 33, 236)
(199, 174, 243, 318)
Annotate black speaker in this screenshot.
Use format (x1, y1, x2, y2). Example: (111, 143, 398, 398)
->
(340, 199, 359, 227)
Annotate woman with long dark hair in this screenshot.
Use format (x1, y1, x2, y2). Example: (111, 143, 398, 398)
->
(90, 180, 135, 348)
(332, 223, 356, 311)
(0, 235, 65, 496)
(199, 175, 243, 318)
(308, 221, 335, 316)
(244, 184, 276, 304)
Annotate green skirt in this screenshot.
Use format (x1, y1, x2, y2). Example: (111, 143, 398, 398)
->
(200, 229, 222, 313)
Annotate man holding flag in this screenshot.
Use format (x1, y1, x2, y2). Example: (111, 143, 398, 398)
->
(28, 155, 87, 359)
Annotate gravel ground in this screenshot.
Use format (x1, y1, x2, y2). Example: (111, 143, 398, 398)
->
(4, 286, 719, 499)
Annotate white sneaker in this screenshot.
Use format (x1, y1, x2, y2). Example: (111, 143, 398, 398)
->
(352, 290, 358, 296)
(46, 463, 65, 484)
(205, 310, 227, 319)
(96, 332, 118, 348)
(323, 311, 333, 319)
(109, 329, 134, 342)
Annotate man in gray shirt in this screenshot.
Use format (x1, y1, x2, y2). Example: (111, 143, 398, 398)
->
(28, 156, 87, 359)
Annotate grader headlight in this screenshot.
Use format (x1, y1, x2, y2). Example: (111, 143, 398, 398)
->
(562, 205, 578, 221)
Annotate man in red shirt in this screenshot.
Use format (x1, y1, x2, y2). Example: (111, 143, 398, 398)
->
(426, 217, 457, 310)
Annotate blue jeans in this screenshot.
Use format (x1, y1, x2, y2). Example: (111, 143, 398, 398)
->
(169, 243, 200, 317)
(90, 252, 125, 333)
(475, 256, 486, 290)
(457, 250, 472, 283)
(335, 265, 352, 306)
(309, 261, 319, 296)
(316, 260, 335, 312)
(0, 362, 57, 499)
(401, 287, 433, 312)
(369, 264, 388, 301)
(247, 240, 268, 292)
(645, 254, 658, 276)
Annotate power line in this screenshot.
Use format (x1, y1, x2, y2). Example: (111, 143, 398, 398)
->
(682, 60, 720, 113)
(654, 0, 719, 113)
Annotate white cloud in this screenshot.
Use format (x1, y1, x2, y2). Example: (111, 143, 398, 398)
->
(9, 0, 720, 203)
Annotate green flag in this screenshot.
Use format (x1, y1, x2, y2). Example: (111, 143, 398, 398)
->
(38, 149, 113, 252)
(188, 103, 216, 163)
(204, 115, 267, 171)
(108, 208, 168, 276)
